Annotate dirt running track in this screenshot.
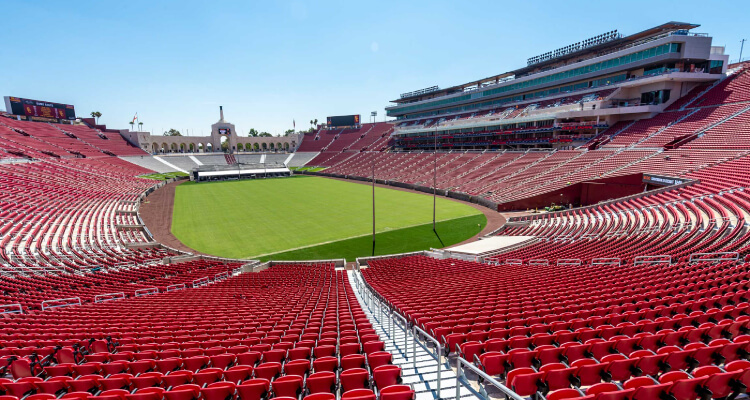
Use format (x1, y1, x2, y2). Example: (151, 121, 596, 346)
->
(139, 176, 507, 257)
(139, 180, 210, 255)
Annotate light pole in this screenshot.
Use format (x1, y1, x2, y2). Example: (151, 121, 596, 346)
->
(740, 39, 747, 63)
(433, 121, 439, 232)
(372, 152, 376, 256)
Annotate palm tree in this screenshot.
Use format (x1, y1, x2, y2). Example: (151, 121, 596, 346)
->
(90, 111, 102, 124)
(138, 122, 143, 131)
(129, 121, 135, 131)
(314, 118, 318, 126)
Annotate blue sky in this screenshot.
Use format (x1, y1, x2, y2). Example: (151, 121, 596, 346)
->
(1, 0, 748, 136)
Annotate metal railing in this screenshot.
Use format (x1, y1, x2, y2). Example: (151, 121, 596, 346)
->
(0, 303, 23, 314)
(455, 356, 524, 400)
(192, 277, 210, 287)
(689, 252, 740, 264)
(355, 269, 469, 398)
(633, 255, 672, 265)
(557, 258, 582, 266)
(166, 283, 186, 292)
(592, 257, 621, 266)
(528, 259, 549, 266)
(352, 272, 412, 361)
(41, 297, 82, 311)
(94, 292, 126, 303)
(135, 287, 159, 297)
(412, 325, 443, 396)
(390, 309, 411, 360)
(214, 272, 229, 281)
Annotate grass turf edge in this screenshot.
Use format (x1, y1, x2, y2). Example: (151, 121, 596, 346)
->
(257, 213, 487, 262)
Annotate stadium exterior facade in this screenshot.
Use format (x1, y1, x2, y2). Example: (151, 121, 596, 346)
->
(387, 22, 730, 151)
(120, 107, 301, 154)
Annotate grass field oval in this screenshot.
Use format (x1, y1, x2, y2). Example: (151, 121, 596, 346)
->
(171, 176, 486, 261)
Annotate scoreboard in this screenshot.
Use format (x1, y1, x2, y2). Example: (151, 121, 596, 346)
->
(218, 128, 231, 135)
(4, 96, 76, 120)
(327, 114, 360, 128)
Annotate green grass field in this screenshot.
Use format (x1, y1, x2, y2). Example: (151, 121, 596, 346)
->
(171, 176, 486, 261)
(140, 172, 189, 180)
(289, 167, 327, 172)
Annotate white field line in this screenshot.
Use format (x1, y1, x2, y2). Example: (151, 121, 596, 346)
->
(246, 214, 482, 258)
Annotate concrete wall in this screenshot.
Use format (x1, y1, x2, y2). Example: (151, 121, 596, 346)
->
(497, 173, 646, 211)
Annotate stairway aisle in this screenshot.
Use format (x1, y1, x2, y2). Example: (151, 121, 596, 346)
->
(348, 270, 482, 400)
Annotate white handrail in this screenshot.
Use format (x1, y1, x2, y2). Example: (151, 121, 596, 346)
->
(94, 292, 126, 303)
(528, 259, 549, 266)
(557, 258, 582, 266)
(689, 252, 739, 264)
(412, 325, 443, 396)
(214, 272, 229, 281)
(389, 309, 411, 361)
(354, 271, 411, 361)
(0, 303, 23, 314)
(166, 283, 186, 292)
(41, 297, 82, 311)
(455, 356, 525, 400)
(633, 255, 672, 265)
(135, 287, 159, 297)
(591, 257, 621, 266)
(192, 277, 210, 287)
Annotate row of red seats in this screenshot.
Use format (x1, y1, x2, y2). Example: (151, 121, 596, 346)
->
(361, 254, 750, 399)
(0, 265, 409, 400)
(0, 156, 167, 275)
(0, 261, 236, 311)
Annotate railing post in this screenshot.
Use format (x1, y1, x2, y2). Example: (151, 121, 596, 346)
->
(405, 317, 409, 361)
(379, 300, 382, 323)
(456, 361, 463, 400)
(412, 325, 443, 397)
(388, 307, 393, 335)
(390, 309, 394, 339)
(454, 356, 525, 400)
(437, 343, 442, 397)
(413, 327, 417, 370)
